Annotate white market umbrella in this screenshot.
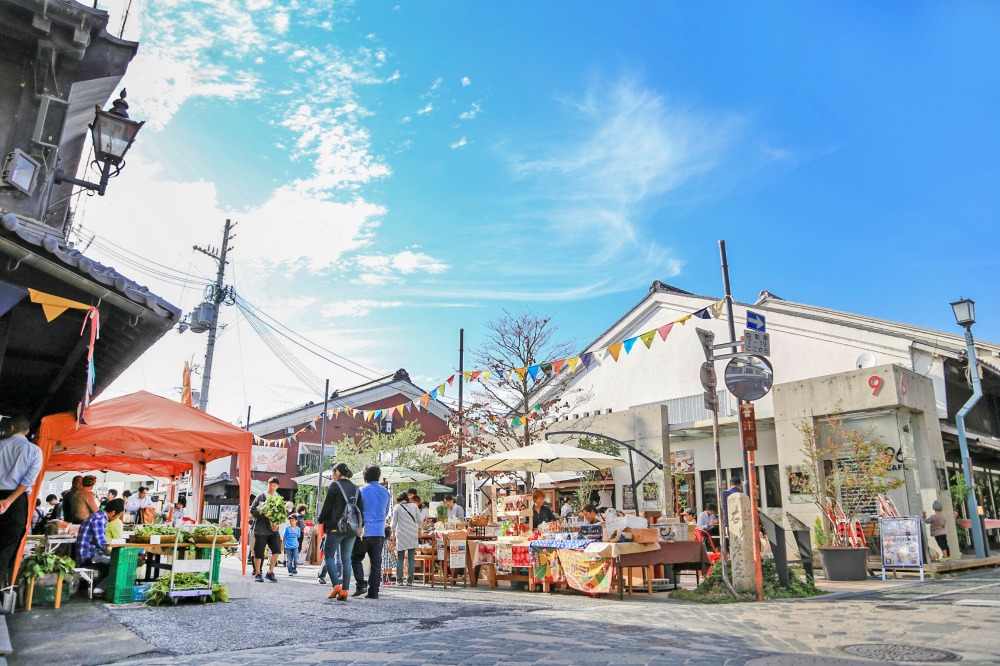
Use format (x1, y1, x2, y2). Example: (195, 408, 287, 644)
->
(292, 465, 432, 487)
(379, 464, 434, 484)
(459, 440, 626, 473)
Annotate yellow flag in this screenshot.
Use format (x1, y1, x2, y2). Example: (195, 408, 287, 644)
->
(514, 367, 527, 382)
(481, 370, 492, 382)
(28, 288, 92, 322)
(566, 356, 580, 372)
(676, 315, 692, 326)
(607, 342, 624, 362)
(639, 331, 657, 349)
(395, 404, 405, 417)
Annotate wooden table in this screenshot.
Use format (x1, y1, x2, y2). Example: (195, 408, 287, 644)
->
(615, 541, 710, 599)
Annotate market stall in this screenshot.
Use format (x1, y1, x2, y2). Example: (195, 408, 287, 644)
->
(13, 391, 255, 586)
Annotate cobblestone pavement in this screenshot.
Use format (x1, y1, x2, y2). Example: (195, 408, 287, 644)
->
(88, 561, 1000, 666)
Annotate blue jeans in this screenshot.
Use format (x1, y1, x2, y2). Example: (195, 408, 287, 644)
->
(285, 546, 298, 573)
(323, 533, 356, 589)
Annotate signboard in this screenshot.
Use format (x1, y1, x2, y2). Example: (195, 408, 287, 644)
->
(218, 505, 239, 529)
(449, 540, 467, 569)
(739, 403, 758, 451)
(746, 310, 766, 332)
(670, 449, 695, 474)
(743, 329, 770, 356)
(251, 445, 289, 473)
(622, 484, 636, 511)
(879, 516, 926, 581)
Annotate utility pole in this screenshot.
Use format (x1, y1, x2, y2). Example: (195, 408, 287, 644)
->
(192, 219, 236, 413)
(719, 240, 751, 487)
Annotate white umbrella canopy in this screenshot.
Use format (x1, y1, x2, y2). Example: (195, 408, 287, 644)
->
(459, 440, 627, 473)
(292, 464, 433, 487)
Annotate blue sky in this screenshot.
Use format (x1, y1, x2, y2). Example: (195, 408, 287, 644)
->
(82, 1, 1000, 424)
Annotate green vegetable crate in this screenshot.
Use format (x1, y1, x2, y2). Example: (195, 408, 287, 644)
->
(105, 547, 140, 603)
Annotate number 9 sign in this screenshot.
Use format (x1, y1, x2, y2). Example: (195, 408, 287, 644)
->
(868, 376, 883, 396)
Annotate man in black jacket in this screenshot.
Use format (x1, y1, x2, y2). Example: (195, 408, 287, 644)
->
(249, 477, 283, 583)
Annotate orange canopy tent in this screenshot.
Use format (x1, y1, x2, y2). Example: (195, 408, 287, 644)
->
(14, 391, 254, 580)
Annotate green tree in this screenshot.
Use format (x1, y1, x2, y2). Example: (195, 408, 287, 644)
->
(572, 436, 620, 511)
(333, 421, 445, 501)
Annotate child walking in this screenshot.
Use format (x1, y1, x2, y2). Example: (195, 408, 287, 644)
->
(284, 516, 300, 575)
(923, 500, 950, 561)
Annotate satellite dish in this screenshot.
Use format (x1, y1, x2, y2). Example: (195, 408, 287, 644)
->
(856, 352, 877, 369)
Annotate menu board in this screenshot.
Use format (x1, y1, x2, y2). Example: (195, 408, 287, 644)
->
(449, 540, 467, 569)
(880, 516, 924, 569)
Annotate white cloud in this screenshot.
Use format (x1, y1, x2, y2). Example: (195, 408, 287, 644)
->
(461, 76, 471, 86)
(459, 102, 481, 120)
(450, 137, 468, 149)
(416, 103, 434, 116)
(321, 300, 405, 318)
(273, 10, 290, 34)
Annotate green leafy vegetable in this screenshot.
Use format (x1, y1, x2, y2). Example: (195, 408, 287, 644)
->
(144, 573, 229, 606)
(258, 494, 287, 526)
(17, 552, 76, 583)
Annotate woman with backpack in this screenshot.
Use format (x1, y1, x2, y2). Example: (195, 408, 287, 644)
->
(317, 462, 365, 601)
(390, 492, 420, 586)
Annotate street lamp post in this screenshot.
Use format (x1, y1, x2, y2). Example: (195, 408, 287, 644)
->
(950, 297, 987, 560)
(53, 89, 144, 196)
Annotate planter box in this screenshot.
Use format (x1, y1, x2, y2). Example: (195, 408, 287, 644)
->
(819, 547, 868, 581)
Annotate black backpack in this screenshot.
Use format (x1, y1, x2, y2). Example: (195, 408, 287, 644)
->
(335, 481, 364, 537)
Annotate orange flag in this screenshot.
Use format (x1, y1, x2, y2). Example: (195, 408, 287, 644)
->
(181, 361, 193, 406)
(607, 342, 624, 362)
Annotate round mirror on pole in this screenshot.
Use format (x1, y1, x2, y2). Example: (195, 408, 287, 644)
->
(724, 355, 774, 401)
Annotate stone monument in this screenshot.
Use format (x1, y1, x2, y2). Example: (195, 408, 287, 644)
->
(727, 492, 755, 593)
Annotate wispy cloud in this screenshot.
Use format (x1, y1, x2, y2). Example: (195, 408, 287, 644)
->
(450, 137, 468, 149)
(322, 299, 405, 318)
(459, 102, 481, 120)
(461, 76, 471, 87)
(416, 103, 434, 116)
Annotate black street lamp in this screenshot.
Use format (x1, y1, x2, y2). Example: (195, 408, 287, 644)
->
(950, 296, 987, 559)
(53, 89, 144, 196)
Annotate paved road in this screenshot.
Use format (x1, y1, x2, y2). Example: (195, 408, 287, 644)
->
(9, 559, 1000, 665)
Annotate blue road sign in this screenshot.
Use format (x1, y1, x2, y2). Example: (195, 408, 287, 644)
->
(746, 310, 766, 332)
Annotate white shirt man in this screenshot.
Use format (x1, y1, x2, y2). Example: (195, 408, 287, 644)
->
(560, 500, 573, 518)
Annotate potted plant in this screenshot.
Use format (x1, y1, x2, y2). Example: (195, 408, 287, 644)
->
(17, 551, 78, 609)
(794, 410, 904, 581)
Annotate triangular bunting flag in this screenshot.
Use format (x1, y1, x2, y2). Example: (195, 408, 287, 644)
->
(639, 330, 657, 348)
(291, 434, 299, 442)
(534, 402, 542, 411)
(447, 375, 455, 386)
(420, 394, 430, 407)
(405, 402, 413, 413)
(28, 288, 92, 322)
(676, 315, 692, 326)
(580, 352, 594, 368)
(470, 370, 482, 382)
(540, 362, 552, 376)
(657, 323, 674, 341)
(693, 308, 711, 319)
(515, 367, 527, 382)
(437, 382, 447, 396)
(622, 337, 638, 354)
(527, 365, 540, 380)
(308, 420, 317, 431)
(709, 297, 727, 319)
(481, 370, 491, 382)
(566, 356, 580, 372)
(512, 418, 522, 427)
(463, 371, 473, 382)
(552, 359, 566, 375)
(607, 342, 624, 362)
(396, 404, 405, 417)
(374, 409, 383, 420)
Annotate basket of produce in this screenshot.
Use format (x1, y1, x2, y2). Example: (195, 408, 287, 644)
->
(191, 526, 235, 545)
(467, 514, 489, 527)
(129, 526, 177, 544)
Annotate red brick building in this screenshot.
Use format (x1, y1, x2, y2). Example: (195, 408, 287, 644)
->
(215, 369, 451, 498)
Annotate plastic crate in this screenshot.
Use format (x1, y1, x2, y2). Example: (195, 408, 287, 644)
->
(105, 547, 139, 600)
(133, 584, 152, 602)
(195, 547, 222, 583)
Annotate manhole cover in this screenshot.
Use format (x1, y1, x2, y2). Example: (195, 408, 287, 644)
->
(841, 644, 961, 662)
(606, 624, 654, 634)
(875, 604, 919, 611)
